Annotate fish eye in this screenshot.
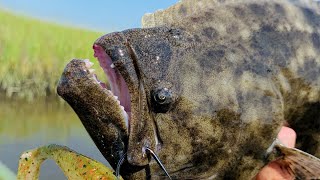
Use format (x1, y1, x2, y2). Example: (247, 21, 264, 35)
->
(151, 88, 173, 113)
(154, 89, 168, 104)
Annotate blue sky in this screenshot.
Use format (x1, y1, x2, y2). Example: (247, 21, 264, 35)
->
(0, 0, 178, 32)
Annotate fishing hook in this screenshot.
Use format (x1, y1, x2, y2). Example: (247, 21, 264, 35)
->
(145, 147, 172, 180)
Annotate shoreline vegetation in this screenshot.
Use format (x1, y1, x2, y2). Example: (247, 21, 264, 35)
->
(0, 9, 106, 101)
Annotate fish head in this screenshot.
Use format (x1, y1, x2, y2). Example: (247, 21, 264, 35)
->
(58, 26, 203, 178)
(93, 27, 196, 167)
(92, 27, 242, 178)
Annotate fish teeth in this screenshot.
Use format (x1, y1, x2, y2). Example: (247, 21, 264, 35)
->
(114, 96, 118, 100)
(84, 59, 94, 68)
(90, 76, 99, 84)
(89, 69, 95, 73)
(120, 106, 124, 110)
(110, 63, 115, 69)
(123, 111, 129, 129)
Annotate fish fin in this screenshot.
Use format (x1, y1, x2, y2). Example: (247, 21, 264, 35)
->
(141, 0, 320, 28)
(141, 0, 222, 28)
(290, 0, 320, 13)
(275, 143, 320, 179)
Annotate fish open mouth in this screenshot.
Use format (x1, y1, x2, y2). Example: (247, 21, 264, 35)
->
(57, 56, 140, 174)
(92, 44, 131, 131)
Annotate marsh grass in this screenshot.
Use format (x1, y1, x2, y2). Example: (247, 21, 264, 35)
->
(0, 10, 105, 101)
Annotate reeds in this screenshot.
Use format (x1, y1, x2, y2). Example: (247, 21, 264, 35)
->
(0, 10, 105, 101)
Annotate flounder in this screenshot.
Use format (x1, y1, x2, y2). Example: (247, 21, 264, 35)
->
(57, 0, 320, 179)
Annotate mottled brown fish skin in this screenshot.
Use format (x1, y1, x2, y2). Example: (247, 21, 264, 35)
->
(92, 0, 320, 179)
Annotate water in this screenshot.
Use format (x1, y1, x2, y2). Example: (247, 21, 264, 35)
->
(0, 98, 110, 179)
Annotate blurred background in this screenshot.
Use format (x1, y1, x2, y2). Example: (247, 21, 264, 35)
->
(0, 0, 177, 179)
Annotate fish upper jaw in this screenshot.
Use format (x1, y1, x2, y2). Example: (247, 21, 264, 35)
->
(94, 33, 158, 167)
